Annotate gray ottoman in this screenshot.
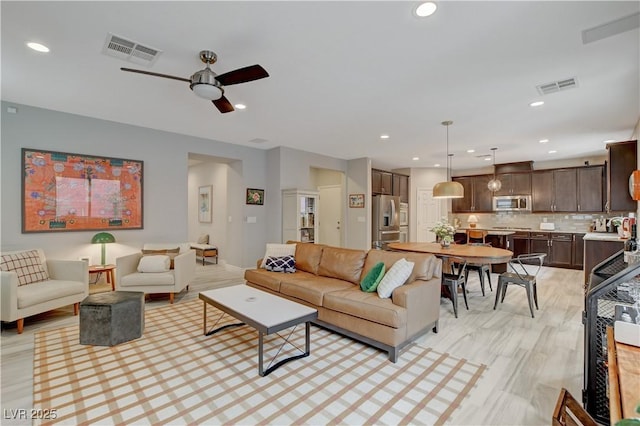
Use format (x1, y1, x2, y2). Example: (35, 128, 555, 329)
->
(80, 291, 145, 346)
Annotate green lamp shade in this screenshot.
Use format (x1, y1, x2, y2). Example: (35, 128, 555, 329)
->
(91, 232, 116, 244)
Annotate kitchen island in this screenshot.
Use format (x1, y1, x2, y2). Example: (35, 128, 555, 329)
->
(583, 232, 625, 286)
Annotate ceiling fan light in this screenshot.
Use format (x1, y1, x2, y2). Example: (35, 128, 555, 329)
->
(191, 83, 223, 100)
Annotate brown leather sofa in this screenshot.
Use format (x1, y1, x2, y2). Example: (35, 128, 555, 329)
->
(244, 243, 442, 362)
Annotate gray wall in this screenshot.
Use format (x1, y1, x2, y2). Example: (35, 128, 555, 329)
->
(1, 102, 268, 267)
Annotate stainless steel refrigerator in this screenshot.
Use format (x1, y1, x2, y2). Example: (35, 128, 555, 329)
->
(372, 195, 400, 249)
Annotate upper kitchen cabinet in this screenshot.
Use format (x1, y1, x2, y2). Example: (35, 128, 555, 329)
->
(452, 175, 493, 213)
(493, 172, 531, 196)
(392, 173, 409, 203)
(372, 169, 393, 195)
(606, 140, 637, 213)
(577, 165, 604, 212)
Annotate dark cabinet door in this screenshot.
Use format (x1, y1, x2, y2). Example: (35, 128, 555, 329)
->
(494, 173, 531, 196)
(398, 174, 409, 203)
(473, 175, 494, 212)
(452, 177, 474, 212)
(553, 169, 578, 212)
(510, 232, 531, 257)
(577, 166, 604, 212)
(573, 233, 585, 269)
(372, 169, 392, 195)
(607, 140, 637, 213)
(532, 171, 554, 212)
(392, 174, 400, 196)
(550, 233, 573, 267)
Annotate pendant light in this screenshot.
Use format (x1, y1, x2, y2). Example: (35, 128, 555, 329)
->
(487, 147, 502, 192)
(433, 120, 464, 199)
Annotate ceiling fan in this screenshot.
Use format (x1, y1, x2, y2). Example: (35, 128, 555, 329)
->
(121, 50, 269, 113)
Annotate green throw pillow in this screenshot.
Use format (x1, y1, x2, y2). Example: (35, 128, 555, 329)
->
(360, 262, 386, 292)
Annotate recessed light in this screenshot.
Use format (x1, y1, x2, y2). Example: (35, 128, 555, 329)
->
(434, 163, 441, 167)
(539, 139, 549, 143)
(603, 139, 615, 144)
(466, 149, 475, 153)
(415, 2, 437, 17)
(412, 157, 420, 161)
(548, 150, 557, 154)
(234, 104, 246, 110)
(380, 134, 390, 139)
(27, 42, 49, 53)
(529, 101, 545, 107)
(484, 157, 491, 161)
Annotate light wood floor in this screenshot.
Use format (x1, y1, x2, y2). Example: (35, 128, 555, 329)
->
(1, 263, 585, 425)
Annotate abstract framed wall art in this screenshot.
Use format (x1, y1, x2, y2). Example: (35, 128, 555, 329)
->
(22, 148, 143, 233)
(246, 188, 264, 205)
(198, 185, 212, 223)
(349, 193, 365, 208)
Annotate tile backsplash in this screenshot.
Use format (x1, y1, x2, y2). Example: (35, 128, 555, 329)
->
(450, 212, 636, 233)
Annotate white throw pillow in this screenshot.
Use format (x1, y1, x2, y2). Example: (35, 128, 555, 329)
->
(137, 255, 171, 273)
(377, 258, 415, 298)
(260, 243, 296, 269)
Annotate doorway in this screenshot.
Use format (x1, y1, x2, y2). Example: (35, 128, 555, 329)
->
(416, 187, 442, 242)
(318, 185, 343, 246)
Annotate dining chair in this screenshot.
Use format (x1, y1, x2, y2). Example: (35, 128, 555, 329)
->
(463, 242, 493, 296)
(466, 229, 488, 244)
(442, 256, 468, 318)
(493, 253, 546, 318)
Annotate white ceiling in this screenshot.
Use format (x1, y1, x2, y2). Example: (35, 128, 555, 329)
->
(2, 1, 639, 172)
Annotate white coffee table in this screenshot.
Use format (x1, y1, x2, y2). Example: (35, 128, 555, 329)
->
(199, 285, 318, 376)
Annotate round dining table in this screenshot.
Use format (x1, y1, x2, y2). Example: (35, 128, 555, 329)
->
(387, 242, 513, 264)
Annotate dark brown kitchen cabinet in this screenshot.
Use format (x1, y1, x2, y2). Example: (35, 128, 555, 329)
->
(372, 169, 392, 195)
(583, 239, 625, 284)
(577, 166, 604, 212)
(494, 172, 531, 196)
(573, 233, 585, 269)
(529, 231, 551, 265)
(549, 233, 574, 268)
(509, 231, 531, 258)
(393, 173, 409, 203)
(451, 175, 493, 213)
(532, 168, 581, 212)
(606, 140, 637, 213)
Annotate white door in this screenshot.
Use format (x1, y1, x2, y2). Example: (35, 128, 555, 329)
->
(416, 188, 442, 242)
(318, 185, 343, 246)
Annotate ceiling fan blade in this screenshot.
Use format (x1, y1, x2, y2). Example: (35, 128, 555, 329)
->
(215, 65, 269, 86)
(212, 96, 234, 113)
(120, 67, 191, 83)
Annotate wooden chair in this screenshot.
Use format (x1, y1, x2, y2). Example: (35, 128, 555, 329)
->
(493, 253, 546, 317)
(442, 256, 468, 318)
(552, 388, 597, 426)
(466, 229, 488, 244)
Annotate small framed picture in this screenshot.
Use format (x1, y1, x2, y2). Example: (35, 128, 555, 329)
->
(349, 193, 365, 208)
(246, 188, 265, 205)
(198, 185, 212, 223)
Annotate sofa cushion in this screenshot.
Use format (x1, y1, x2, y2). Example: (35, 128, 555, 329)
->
(17, 279, 85, 309)
(362, 250, 435, 283)
(360, 262, 385, 292)
(377, 258, 414, 298)
(280, 275, 353, 306)
(317, 247, 367, 285)
(323, 288, 407, 328)
(294, 243, 325, 275)
(265, 255, 296, 273)
(1, 250, 49, 286)
(245, 269, 284, 292)
(120, 271, 175, 287)
(260, 243, 296, 268)
(137, 255, 170, 273)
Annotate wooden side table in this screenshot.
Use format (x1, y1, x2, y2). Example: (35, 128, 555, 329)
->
(89, 264, 116, 291)
(607, 326, 640, 425)
(191, 245, 218, 265)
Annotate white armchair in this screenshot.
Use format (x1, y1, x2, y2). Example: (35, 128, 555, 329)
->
(1, 249, 89, 333)
(115, 244, 196, 304)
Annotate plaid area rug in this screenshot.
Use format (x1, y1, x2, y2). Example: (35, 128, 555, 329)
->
(33, 299, 486, 425)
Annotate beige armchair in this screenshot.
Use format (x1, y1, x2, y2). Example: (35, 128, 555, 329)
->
(1, 249, 89, 333)
(115, 244, 195, 303)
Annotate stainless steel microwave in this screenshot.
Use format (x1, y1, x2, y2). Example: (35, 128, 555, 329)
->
(493, 195, 532, 211)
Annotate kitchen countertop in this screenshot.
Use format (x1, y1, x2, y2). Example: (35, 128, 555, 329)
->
(583, 232, 627, 242)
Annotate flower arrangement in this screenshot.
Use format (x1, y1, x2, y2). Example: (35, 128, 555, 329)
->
(431, 217, 456, 243)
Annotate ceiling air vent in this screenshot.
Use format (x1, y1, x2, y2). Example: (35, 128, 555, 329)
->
(536, 77, 578, 95)
(102, 33, 162, 66)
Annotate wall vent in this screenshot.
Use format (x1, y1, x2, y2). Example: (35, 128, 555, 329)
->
(536, 77, 578, 95)
(102, 33, 162, 66)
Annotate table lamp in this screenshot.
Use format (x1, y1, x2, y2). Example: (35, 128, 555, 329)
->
(91, 232, 116, 265)
(468, 215, 479, 228)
